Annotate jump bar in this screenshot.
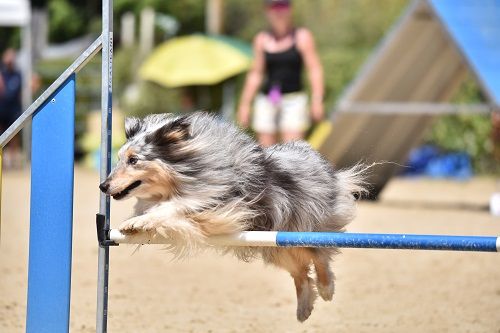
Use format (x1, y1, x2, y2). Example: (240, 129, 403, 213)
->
(109, 230, 500, 252)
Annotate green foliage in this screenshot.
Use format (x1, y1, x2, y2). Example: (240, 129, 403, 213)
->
(114, 0, 138, 15)
(113, 0, 205, 35)
(121, 81, 183, 118)
(48, 0, 86, 43)
(0, 28, 20, 51)
(320, 48, 372, 105)
(113, 46, 137, 96)
(0, 0, 206, 47)
(224, 0, 265, 41)
(425, 77, 498, 173)
(426, 114, 495, 172)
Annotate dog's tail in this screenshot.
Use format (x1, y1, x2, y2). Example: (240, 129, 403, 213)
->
(320, 163, 372, 233)
(335, 162, 371, 199)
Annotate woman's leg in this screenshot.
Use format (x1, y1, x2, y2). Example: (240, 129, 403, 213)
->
(279, 93, 309, 143)
(258, 132, 277, 147)
(281, 131, 304, 142)
(253, 94, 277, 147)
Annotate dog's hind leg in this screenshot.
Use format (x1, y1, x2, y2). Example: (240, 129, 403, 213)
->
(292, 268, 316, 322)
(267, 248, 317, 322)
(312, 249, 335, 301)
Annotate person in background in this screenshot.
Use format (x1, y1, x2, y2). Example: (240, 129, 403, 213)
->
(0, 48, 23, 168)
(237, 0, 324, 147)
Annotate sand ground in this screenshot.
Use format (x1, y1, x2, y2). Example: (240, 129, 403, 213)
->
(1, 167, 499, 333)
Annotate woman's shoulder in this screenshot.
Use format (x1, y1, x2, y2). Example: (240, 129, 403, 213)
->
(253, 31, 272, 49)
(255, 30, 272, 41)
(295, 27, 315, 49)
(295, 28, 314, 42)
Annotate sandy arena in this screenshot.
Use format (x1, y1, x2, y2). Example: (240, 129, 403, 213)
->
(1, 167, 499, 332)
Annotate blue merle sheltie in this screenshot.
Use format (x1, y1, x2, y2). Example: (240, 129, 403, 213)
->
(99, 112, 368, 321)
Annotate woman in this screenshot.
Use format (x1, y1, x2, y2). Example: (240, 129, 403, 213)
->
(237, 0, 324, 147)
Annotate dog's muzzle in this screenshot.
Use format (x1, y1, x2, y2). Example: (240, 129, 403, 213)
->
(99, 181, 110, 193)
(100, 180, 142, 200)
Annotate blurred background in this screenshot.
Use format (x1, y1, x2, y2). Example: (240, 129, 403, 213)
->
(1, 2, 500, 332)
(1, 0, 498, 180)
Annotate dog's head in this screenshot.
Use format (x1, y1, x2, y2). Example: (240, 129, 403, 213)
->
(99, 114, 193, 201)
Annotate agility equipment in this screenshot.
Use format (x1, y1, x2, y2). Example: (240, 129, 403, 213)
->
(309, 0, 500, 198)
(0, 1, 499, 333)
(107, 230, 500, 252)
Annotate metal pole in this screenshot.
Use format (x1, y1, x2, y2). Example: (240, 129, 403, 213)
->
(96, 0, 113, 331)
(21, 19, 32, 162)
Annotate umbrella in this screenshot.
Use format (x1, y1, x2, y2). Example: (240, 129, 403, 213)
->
(139, 34, 252, 88)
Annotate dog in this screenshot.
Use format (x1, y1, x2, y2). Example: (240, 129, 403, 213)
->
(99, 112, 368, 322)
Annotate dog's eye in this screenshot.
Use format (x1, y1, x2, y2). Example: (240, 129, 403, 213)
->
(128, 156, 138, 165)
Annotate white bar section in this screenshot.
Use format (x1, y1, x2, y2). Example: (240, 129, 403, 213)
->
(497, 237, 500, 252)
(207, 231, 278, 247)
(109, 230, 278, 247)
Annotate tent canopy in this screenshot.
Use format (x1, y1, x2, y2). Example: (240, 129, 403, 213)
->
(0, 0, 30, 27)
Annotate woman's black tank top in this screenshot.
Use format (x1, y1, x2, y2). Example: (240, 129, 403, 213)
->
(262, 30, 304, 94)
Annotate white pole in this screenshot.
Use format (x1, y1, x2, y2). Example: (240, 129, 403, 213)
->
(139, 7, 154, 55)
(120, 12, 135, 48)
(206, 0, 224, 34)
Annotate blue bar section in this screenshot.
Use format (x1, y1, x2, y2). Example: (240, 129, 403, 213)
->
(26, 75, 75, 333)
(276, 232, 498, 252)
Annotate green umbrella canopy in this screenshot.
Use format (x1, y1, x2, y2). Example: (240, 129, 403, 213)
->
(139, 34, 253, 88)
(207, 34, 252, 56)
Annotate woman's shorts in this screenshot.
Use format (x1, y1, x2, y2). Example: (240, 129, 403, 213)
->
(252, 92, 310, 134)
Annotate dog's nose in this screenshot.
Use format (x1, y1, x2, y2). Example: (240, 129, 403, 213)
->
(99, 181, 110, 193)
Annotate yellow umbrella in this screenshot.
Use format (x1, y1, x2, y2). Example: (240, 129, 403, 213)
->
(139, 34, 252, 87)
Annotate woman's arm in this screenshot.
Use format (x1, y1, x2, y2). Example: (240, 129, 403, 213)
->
(237, 33, 266, 127)
(297, 28, 324, 122)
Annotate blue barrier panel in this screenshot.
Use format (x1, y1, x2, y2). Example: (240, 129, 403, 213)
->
(429, 0, 500, 105)
(26, 75, 75, 333)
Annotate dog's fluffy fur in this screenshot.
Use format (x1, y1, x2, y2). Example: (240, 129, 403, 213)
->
(100, 112, 367, 322)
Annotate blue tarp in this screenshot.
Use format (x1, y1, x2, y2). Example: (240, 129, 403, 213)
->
(429, 0, 500, 107)
(403, 145, 473, 180)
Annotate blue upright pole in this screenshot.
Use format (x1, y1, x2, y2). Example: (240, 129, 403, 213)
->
(26, 75, 75, 333)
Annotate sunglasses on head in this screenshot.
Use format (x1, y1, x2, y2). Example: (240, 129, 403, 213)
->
(267, 3, 290, 10)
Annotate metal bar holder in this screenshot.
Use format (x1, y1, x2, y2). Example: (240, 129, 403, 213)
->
(96, 214, 118, 247)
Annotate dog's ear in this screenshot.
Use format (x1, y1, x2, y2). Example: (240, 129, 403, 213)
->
(147, 116, 191, 145)
(165, 117, 191, 142)
(125, 117, 143, 140)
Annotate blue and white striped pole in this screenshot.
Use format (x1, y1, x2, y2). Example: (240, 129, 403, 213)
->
(109, 230, 500, 252)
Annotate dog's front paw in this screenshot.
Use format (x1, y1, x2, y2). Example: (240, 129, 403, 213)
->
(119, 217, 152, 235)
